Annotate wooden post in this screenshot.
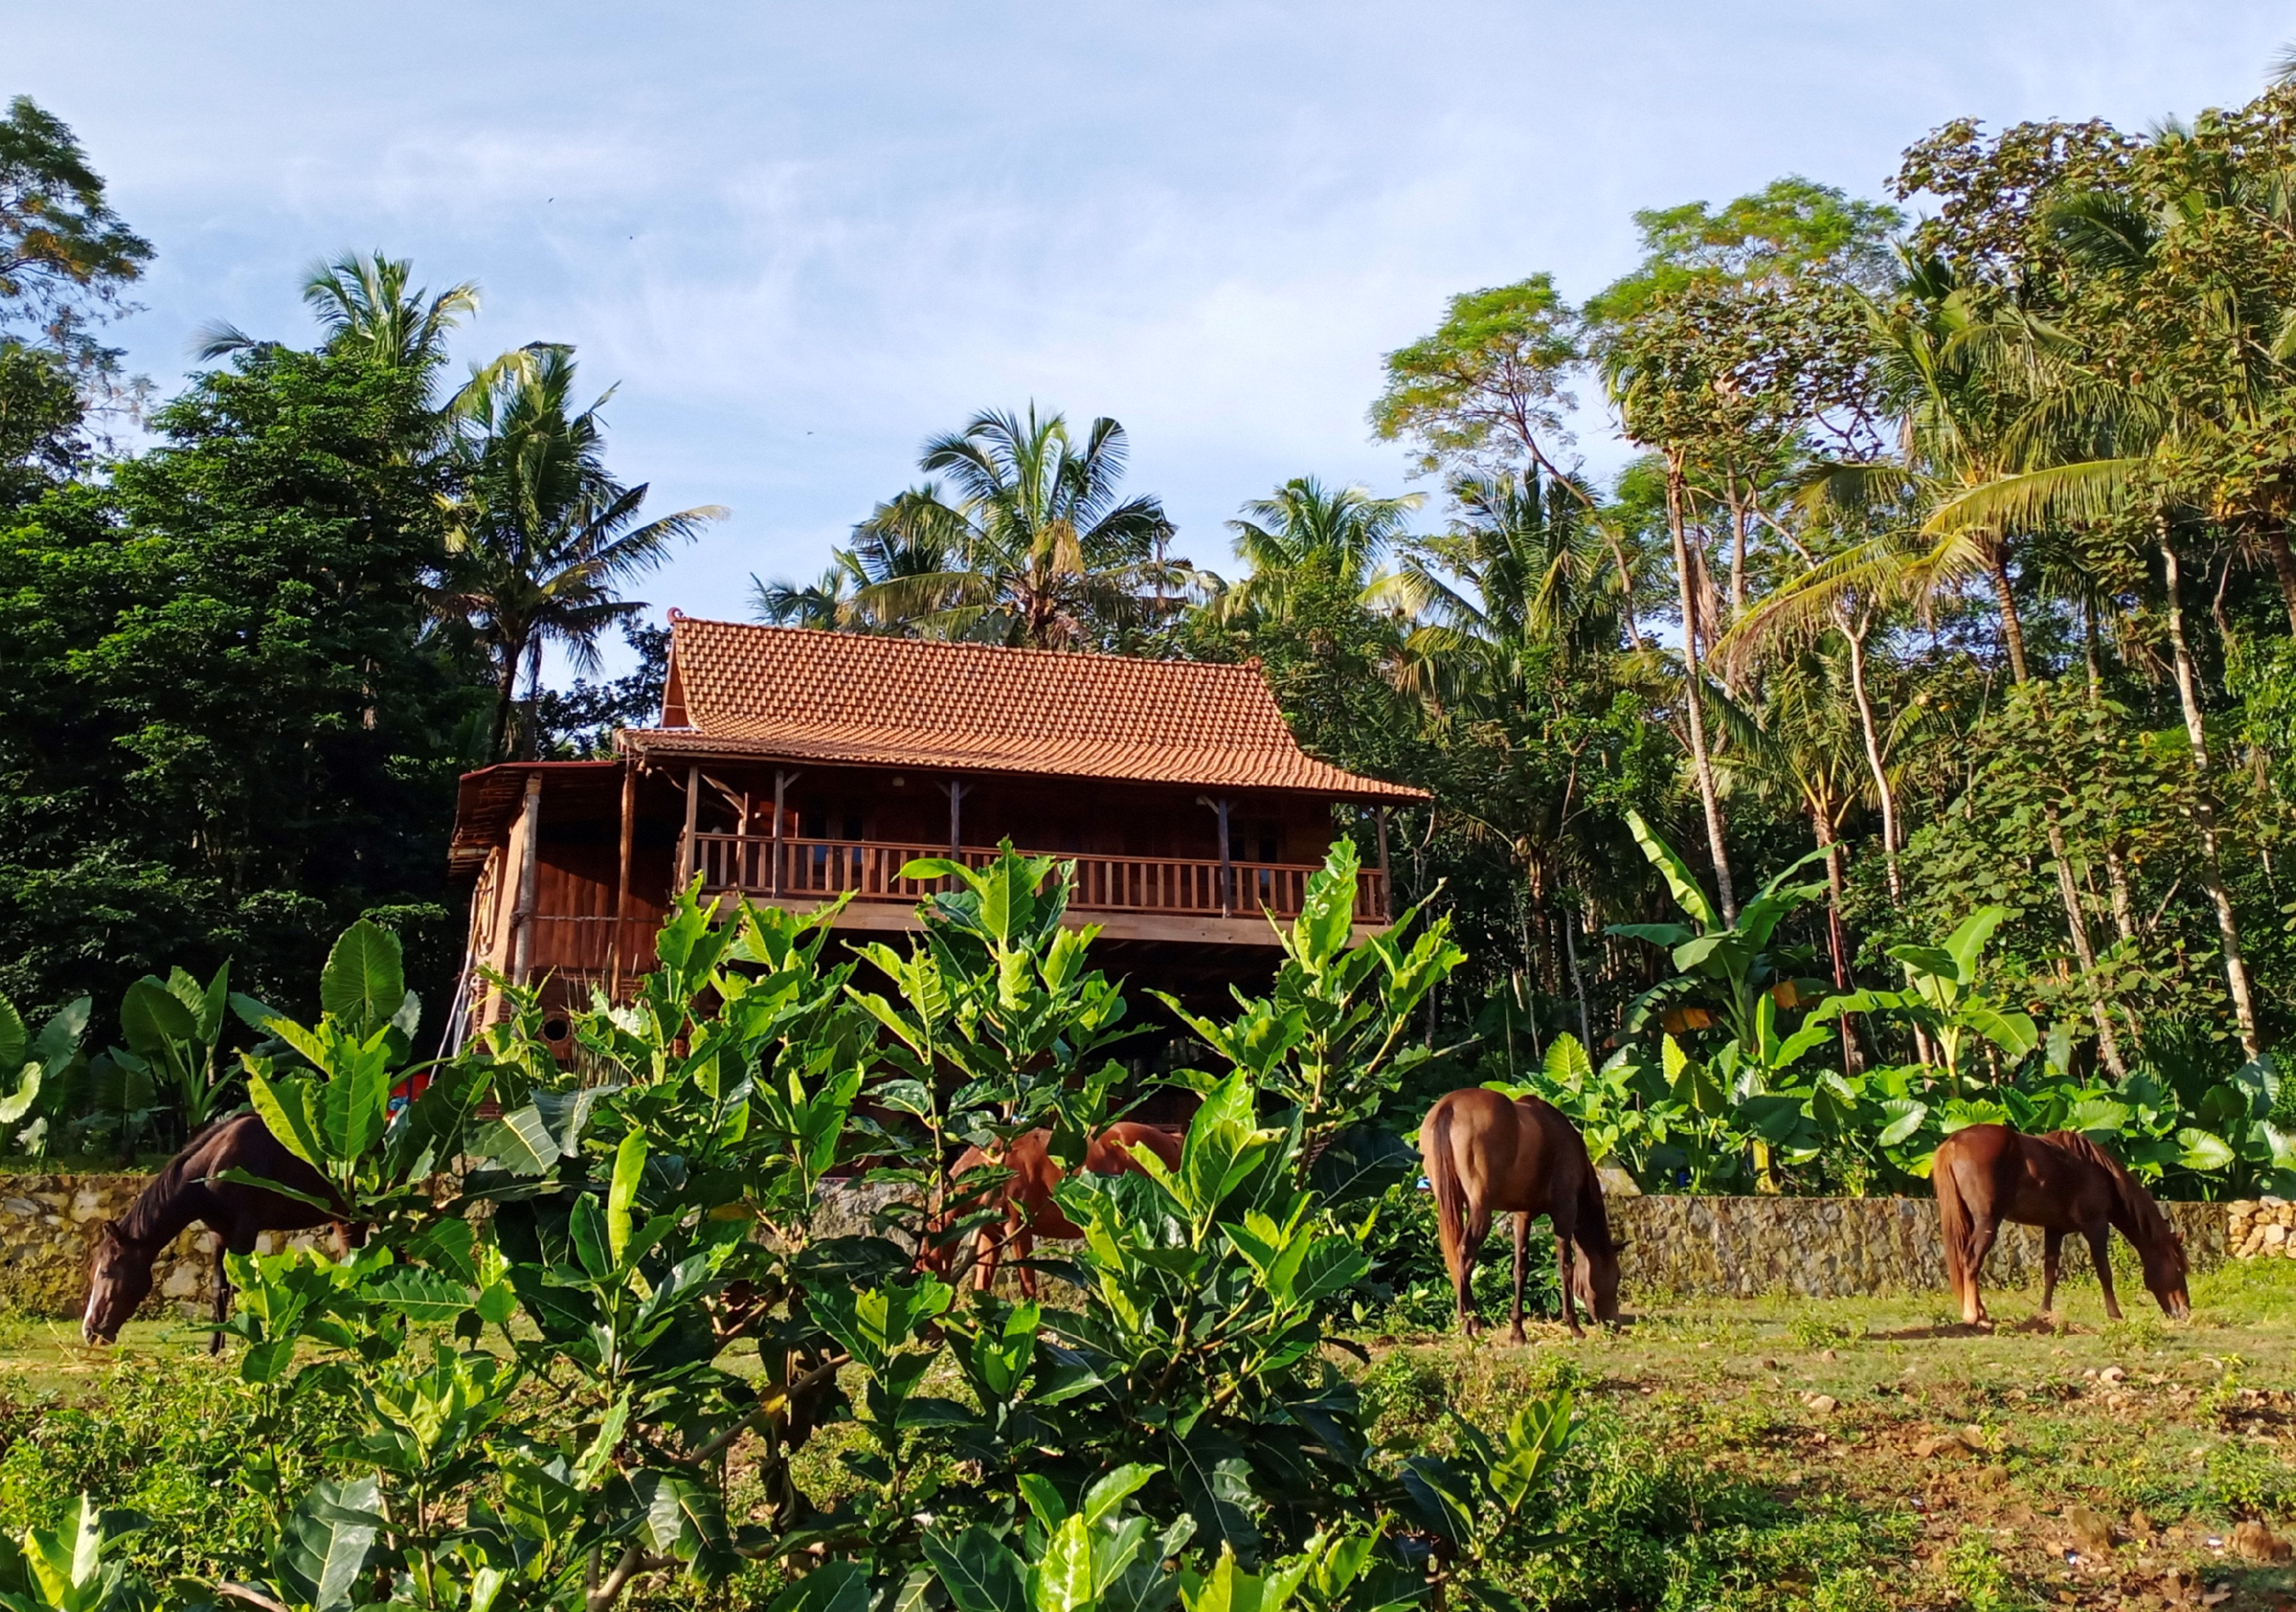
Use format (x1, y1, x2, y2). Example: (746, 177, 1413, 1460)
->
(1375, 805, 1392, 923)
(941, 778, 972, 856)
(1216, 797, 1233, 917)
(771, 768, 796, 898)
(511, 771, 543, 987)
(678, 764, 700, 889)
(612, 758, 637, 996)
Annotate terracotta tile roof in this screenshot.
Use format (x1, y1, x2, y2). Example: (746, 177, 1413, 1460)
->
(620, 616, 1426, 800)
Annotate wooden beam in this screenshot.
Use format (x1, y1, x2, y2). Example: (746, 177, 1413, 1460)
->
(772, 768, 798, 897)
(940, 778, 972, 857)
(678, 764, 700, 889)
(1375, 806, 1392, 924)
(611, 758, 637, 996)
(511, 771, 543, 987)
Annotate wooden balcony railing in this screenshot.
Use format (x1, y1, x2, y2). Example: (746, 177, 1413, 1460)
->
(688, 834, 1389, 923)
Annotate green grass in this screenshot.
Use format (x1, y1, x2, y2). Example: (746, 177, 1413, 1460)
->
(5, 1259, 2295, 1609)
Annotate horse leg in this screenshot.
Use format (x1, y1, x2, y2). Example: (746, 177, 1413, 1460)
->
(1556, 1229, 1583, 1339)
(2040, 1230, 2064, 1318)
(1014, 1228, 1039, 1302)
(2086, 1222, 2122, 1320)
(1456, 1205, 1492, 1338)
(1964, 1217, 2001, 1326)
(211, 1228, 253, 1356)
(1508, 1214, 1529, 1345)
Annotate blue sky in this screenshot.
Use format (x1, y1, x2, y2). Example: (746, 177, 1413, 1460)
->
(18, 2, 2296, 673)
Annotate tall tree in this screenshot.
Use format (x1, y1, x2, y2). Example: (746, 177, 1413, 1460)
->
(1215, 476, 1421, 623)
(439, 344, 724, 759)
(0, 96, 151, 395)
(0, 344, 475, 1018)
(844, 407, 1183, 649)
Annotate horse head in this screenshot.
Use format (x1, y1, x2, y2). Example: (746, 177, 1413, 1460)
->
(1574, 1234, 1622, 1325)
(82, 1220, 155, 1345)
(2140, 1225, 2191, 1321)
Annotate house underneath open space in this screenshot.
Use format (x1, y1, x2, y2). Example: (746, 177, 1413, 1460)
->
(445, 614, 1427, 1054)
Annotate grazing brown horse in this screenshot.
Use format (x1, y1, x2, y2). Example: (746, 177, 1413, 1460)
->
(1420, 1087, 1619, 1340)
(1933, 1123, 2190, 1325)
(82, 1112, 344, 1348)
(929, 1122, 1183, 1297)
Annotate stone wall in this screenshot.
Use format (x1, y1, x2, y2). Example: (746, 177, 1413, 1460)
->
(0, 1174, 330, 1322)
(2225, 1199, 2296, 1259)
(1607, 1192, 2228, 1300)
(0, 1174, 2234, 1319)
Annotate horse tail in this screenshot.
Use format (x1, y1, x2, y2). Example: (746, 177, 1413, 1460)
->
(1933, 1134, 1973, 1295)
(1422, 1098, 1469, 1282)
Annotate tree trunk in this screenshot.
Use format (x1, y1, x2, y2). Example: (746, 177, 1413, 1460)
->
(1991, 553, 2127, 1075)
(489, 636, 526, 762)
(1987, 544, 2030, 684)
(1842, 609, 1901, 905)
(1664, 450, 1737, 921)
(2161, 533, 2263, 1059)
(2264, 527, 2296, 637)
(1815, 815, 1861, 1075)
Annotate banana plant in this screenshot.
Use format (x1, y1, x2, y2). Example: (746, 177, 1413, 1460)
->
(1607, 812, 1830, 1085)
(1806, 907, 2037, 1094)
(0, 992, 90, 1150)
(110, 962, 233, 1144)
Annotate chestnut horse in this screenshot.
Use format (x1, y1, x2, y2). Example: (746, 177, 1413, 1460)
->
(82, 1112, 344, 1348)
(1419, 1087, 1619, 1339)
(1933, 1123, 2190, 1325)
(931, 1122, 1183, 1297)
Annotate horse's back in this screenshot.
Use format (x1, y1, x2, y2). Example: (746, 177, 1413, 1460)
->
(189, 1112, 333, 1229)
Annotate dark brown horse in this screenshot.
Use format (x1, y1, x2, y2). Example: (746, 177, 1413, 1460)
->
(82, 1112, 344, 1348)
(1420, 1087, 1619, 1339)
(1933, 1123, 2190, 1325)
(927, 1123, 1183, 1298)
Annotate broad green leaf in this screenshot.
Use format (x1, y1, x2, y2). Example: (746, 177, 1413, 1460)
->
(1081, 1463, 1159, 1528)
(923, 1527, 1029, 1612)
(278, 1475, 381, 1612)
(247, 1071, 323, 1168)
(120, 977, 197, 1057)
(2177, 1129, 2236, 1173)
(1542, 1032, 1594, 1089)
(470, 1104, 562, 1175)
(1622, 810, 1719, 930)
(321, 919, 405, 1035)
(609, 1129, 648, 1264)
(1941, 906, 2011, 982)
(1033, 1515, 1095, 1612)
(0, 998, 26, 1083)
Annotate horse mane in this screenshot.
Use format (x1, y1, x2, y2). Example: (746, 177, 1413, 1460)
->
(2044, 1130, 2172, 1245)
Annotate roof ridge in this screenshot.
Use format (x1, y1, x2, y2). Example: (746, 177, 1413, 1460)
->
(668, 613, 1268, 676)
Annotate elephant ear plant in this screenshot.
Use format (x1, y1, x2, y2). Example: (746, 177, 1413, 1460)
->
(196, 848, 1542, 1612)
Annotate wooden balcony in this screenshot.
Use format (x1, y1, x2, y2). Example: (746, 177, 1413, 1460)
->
(507, 838, 1389, 993)
(689, 833, 1389, 927)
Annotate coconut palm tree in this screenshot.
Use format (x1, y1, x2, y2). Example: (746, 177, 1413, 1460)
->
(194, 251, 478, 379)
(1213, 476, 1422, 624)
(438, 344, 725, 759)
(845, 407, 1184, 649)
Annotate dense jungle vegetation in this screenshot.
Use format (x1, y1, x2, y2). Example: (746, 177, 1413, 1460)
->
(12, 66, 2296, 1191)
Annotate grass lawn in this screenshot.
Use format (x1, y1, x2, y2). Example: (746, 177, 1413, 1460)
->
(1362, 1257, 2296, 1609)
(5, 1260, 2295, 1609)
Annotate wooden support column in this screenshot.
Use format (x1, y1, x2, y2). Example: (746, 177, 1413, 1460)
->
(611, 758, 637, 995)
(772, 768, 798, 897)
(677, 764, 700, 889)
(1197, 794, 1233, 916)
(940, 778, 972, 856)
(511, 771, 543, 987)
(1375, 806, 1392, 923)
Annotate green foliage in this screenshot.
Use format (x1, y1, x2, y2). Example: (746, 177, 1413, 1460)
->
(70, 853, 1487, 1612)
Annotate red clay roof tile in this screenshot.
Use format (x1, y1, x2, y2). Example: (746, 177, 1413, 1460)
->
(621, 616, 1426, 800)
